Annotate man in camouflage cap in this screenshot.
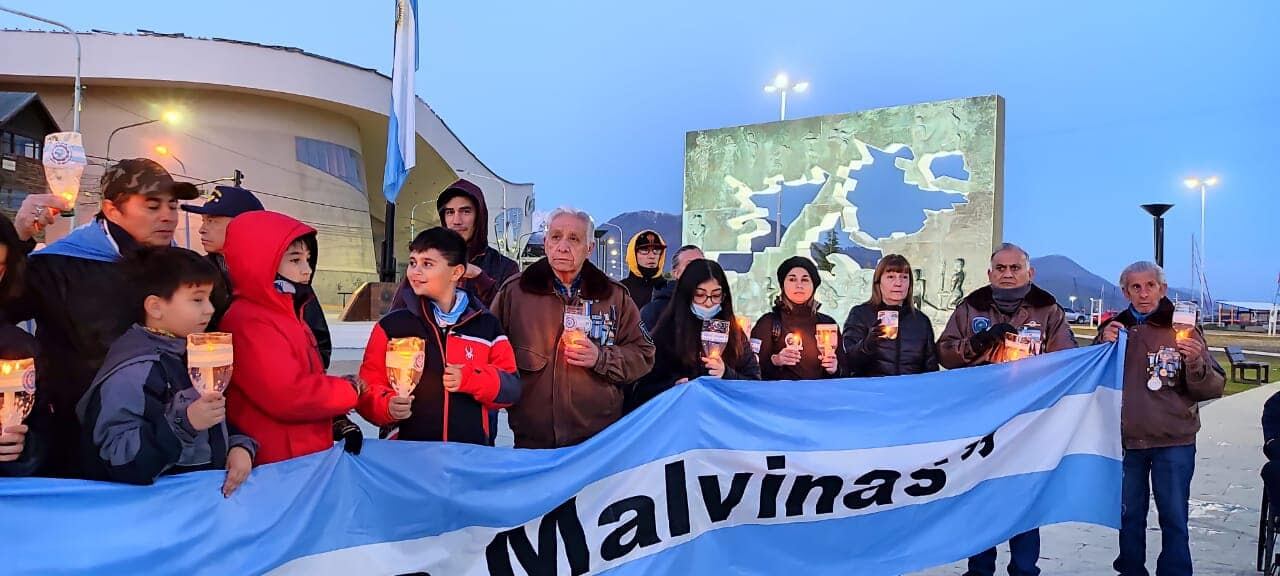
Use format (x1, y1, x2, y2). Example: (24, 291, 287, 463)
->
(6, 158, 198, 477)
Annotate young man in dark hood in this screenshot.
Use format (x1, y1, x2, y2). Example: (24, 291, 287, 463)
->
(620, 229, 667, 310)
(436, 179, 519, 307)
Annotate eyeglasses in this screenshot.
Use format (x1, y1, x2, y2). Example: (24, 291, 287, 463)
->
(637, 248, 662, 256)
(693, 291, 723, 305)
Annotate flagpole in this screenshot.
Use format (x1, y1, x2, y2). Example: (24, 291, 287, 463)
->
(380, 202, 397, 282)
(380, 0, 418, 283)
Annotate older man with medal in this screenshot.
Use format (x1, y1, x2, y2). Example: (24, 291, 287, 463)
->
(1098, 261, 1225, 576)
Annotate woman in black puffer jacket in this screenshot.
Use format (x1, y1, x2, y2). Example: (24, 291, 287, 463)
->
(843, 254, 939, 376)
(752, 256, 842, 381)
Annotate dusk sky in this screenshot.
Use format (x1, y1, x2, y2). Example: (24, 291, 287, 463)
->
(3, 0, 1276, 299)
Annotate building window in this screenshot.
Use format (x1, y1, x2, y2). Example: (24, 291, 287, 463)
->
(0, 132, 42, 160)
(295, 137, 365, 192)
(0, 187, 31, 218)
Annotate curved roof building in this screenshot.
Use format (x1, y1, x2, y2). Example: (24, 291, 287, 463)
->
(0, 29, 533, 308)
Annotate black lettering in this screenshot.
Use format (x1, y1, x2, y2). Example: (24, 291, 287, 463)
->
(698, 473, 753, 522)
(904, 467, 947, 497)
(961, 433, 995, 460)
(784, 475, 843, 517)
(842, 469, 901, 510)
(597, 496, 661, 562)
(759, 455, 787, 519)
(664, 460, 691, 538)
(485, 498, 589, 576)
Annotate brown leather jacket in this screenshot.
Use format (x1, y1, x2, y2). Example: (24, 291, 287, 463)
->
(491, 259, 655, 448)
(1095, 299, 1225, 450)
(938, 284, 1077, 368)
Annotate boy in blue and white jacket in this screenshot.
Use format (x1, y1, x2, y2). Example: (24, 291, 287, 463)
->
(78, 247, 256, 496)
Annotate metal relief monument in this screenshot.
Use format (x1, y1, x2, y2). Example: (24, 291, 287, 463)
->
(683, 95, 1004, 328)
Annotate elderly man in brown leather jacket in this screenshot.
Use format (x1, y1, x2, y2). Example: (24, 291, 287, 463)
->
(937, 243, 1077, 576)
(491, 207, 655, 449)
(1098, 260, 1223, 576)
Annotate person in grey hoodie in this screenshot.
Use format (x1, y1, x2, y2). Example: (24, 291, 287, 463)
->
(78, 247, 256, 496)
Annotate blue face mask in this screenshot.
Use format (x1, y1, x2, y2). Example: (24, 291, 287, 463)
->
(691, 303, 721, 320)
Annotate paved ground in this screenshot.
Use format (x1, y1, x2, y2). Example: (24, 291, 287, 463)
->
(330, 320, 1274, 574)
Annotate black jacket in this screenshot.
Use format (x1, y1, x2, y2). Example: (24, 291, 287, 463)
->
(0, 323, 44, 477)
(626, 312, 760, 413)
(751, 301, 843, 380)
(640, 282, 674, 332)
(843, 303, 940, 377)
(1265, 392, 1280, 460)
(302, 295, 332, 370)
(207, 253, 232, 332)
(621, 274, 667, 311)
(2, 221, 140, 477)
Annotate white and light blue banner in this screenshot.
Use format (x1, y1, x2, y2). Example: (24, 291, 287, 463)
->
(2, 340, 1125, 575)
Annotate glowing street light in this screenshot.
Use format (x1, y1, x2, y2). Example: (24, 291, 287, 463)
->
(153, 145, 187, 174)
(763, 72, 809, 121)
(1183, 175, 1220, 305)
(105, 109, 183, 161)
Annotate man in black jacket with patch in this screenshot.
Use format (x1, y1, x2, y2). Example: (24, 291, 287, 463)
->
(7, 159, 199, 477)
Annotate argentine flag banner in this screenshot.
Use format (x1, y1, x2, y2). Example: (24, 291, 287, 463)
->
(2, 341, 1125, 575)
(382, 0, 418, 204)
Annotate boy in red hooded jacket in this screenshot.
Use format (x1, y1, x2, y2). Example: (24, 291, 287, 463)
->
(221, 211, 359, 464)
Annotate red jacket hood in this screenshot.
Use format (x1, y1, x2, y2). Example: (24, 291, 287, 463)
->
(436, 178, 490, 261)
(223, 211, 318, 315)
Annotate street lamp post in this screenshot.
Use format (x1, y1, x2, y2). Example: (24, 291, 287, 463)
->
(153, 146, 187, 174)
(0, 6, 80, 131)
(598, 222, 624, 278)
(106, 110, 181, 161)
(763, 72, 809, 122)
(1140, 203, 1174, 267)
(763, 73, 808, 247)
(1183, 176, 1219, 304)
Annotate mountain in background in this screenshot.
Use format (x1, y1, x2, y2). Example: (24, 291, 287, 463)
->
(603, 211, 1192, 310)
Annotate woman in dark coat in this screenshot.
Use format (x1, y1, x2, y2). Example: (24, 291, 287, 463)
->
(842, 254, 940, 376)
(752, 256, 842, 380)
(625, 259, 759, 413)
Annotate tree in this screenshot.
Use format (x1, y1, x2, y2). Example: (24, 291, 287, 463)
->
(814, 229, 841, 272)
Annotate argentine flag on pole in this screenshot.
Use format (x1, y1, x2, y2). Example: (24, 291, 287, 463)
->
(383, 0, 418, 204)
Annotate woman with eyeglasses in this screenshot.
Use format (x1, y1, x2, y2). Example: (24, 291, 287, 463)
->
(752, 256, 842, 380)
(842, 254, 939, 377)
(624, 259, 758, 413)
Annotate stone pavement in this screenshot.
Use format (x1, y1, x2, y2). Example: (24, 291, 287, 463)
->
(329, 320, 1274, 574)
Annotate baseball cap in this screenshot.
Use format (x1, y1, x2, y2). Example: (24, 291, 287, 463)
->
(633, 230, 666, 250)
(100, 158, 200, 202)
(181, 185, 265, 217)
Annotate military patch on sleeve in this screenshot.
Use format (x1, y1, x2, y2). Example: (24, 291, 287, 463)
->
(971, 316, 992, 334)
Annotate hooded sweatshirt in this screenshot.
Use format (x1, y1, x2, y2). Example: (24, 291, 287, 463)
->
(221, 211, 358, 465)
(77, 325, 257, 484)
(357, 284, 520, 445)
(436, 179, 520, 307)
(620, 229, 668, 310)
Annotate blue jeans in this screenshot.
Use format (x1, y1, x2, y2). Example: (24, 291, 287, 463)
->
(1113, 445, 1196, 576)
(965, 529, 1041, 576)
